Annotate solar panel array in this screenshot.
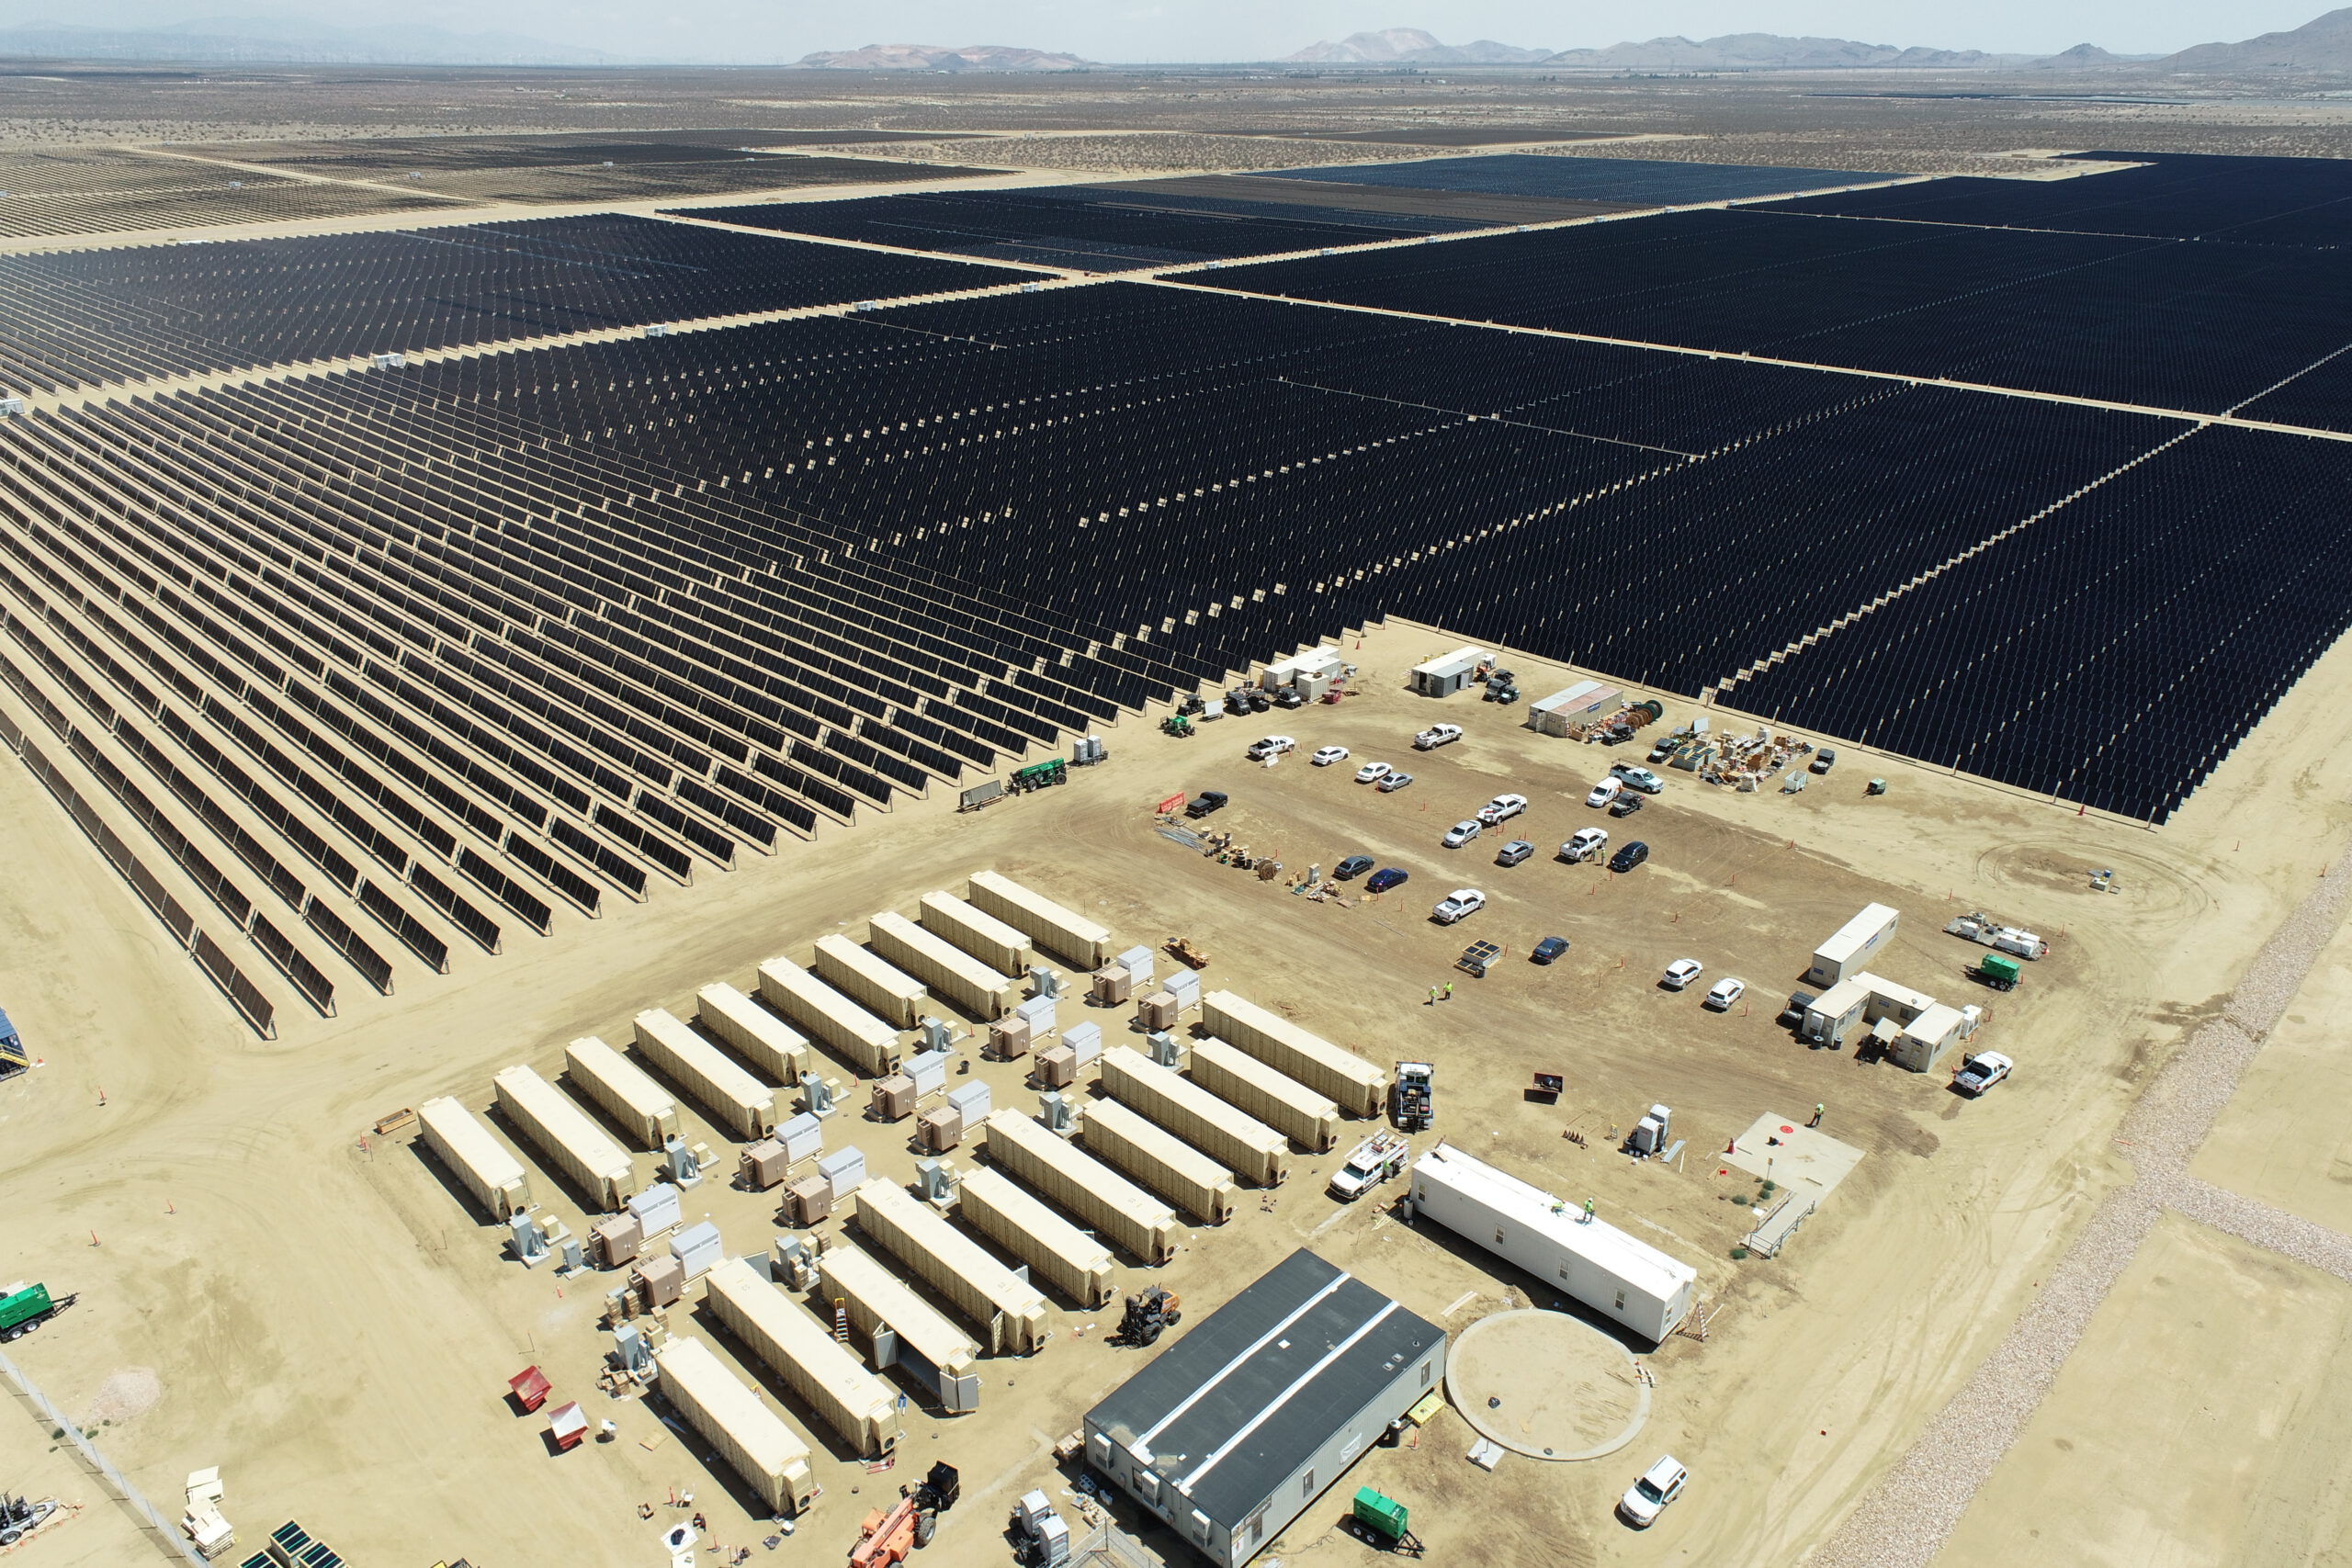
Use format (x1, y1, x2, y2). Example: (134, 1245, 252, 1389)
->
(1267, 152, 1879, 205)
(0, 214, 1025, 391)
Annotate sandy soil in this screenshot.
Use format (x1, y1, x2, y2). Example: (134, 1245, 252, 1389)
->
(1939, 1214, 2352, 1566)
(0, 608, 2348, 1568)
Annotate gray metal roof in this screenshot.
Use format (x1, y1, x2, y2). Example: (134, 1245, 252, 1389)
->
(1087, 1249, 1443, 1527)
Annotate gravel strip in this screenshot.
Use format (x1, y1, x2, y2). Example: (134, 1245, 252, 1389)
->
(1806, 850, 2352, 1567)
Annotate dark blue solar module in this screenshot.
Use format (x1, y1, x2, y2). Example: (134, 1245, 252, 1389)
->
(679, 186, 1479, 272)
(1270, 152, 1878, 205)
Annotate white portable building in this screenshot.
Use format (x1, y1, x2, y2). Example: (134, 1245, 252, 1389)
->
(1409, 644, 1489, 697)
(1527, 681, 1621, 737)
(1800, 971, 1937, 1051)
(1805, 903, 1902, 987)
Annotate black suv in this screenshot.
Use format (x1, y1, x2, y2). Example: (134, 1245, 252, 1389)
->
(1608, 840, 1650, 873)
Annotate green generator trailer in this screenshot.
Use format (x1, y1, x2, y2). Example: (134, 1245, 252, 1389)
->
(1351, 1487, 1423, 1555)
(0, 1281, 74, 1341)
(1978, 953, 2021, 992)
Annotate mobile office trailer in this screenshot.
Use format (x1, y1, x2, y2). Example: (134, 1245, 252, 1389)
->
(1408, 645, 1490, 698)
(1805, 903, 1901, 988)
(1526, 681, 1620, 738)
(918, 891, 1031, 976)
(967, 870, 1113, 969)
(632, 1009, 777, 1140)
(1800, 972, 1937, 1051)
(696, 982, 810, 1084)
(758, 957, 902, 1077)
(813, 934, 927, 1029)
(491, 1064, 637, 1212)
(955, 1167, 1117, 1308)
(563, 1035, 682, 1150)
(702, 1258, 900, 1458)
(1186, 1040, 1341, 1153)
(416, 1096, 532, 1220)
(652, 1336, 817, 1517)
(982, 1109, 1181, 1263)
(1100, 1047, 1290, 1188)
(849, 1179, 1050, 1355)
(1079, 1100, 1238, 1224)
(1199, 992, 1385, 1119)
(816, 1243, 982, 1413)
(869, 911, 1020, 1021)
(1408, 1144, 1697, 1343)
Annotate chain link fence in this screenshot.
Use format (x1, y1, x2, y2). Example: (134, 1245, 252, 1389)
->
(0, 1348, 205, 1565)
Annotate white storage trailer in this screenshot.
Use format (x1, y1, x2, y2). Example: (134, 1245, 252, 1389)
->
(1100, 1047, 1290, 1187)
(1079, 1100, 1238, 1224)
(869, 911, 1020, 1021)
(1408, 1145, 1697, 1343)
(491, 1064, 637, 1212)
(967, 870, 1113, 969)
(757, 957, 902, 1077)
(982, 1109, 1181, 1263)
(955, 1167, 1116, 1308)
(1805, 903, 1902, 987)
(1201, 991, 1385, 1118)
(813, 933, 928, 1029)
(918, 890, 1031, 976)
(702, 1258, 901, 1458)
(1408, 644, 1490, 698)
(816, 1244, 982, 1413)
(417, 1096, 532, 1220)
(562, 1035, 681, 1150)
(1187, 1039, 1341, 1153)
(696, 982, 809, 1084)
(632, 1009, 777, 1140)
(1526, 680, 1621, 738)
(850, 1179, 1051, 1355)
(652, 1336, 817, 1517)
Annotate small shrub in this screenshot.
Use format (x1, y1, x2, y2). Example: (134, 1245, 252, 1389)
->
(1730, 1246, 1750, 1260)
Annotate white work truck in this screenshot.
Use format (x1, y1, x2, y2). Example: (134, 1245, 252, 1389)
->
(1328, 1131, 1410, 1201)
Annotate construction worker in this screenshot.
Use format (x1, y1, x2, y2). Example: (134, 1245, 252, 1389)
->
(1428, 986, 1439, 1005)
(1443, 981, 1454, 1000)
(1810, 1103, 1825, 1129)
(1583, 1197, 1596, 1224)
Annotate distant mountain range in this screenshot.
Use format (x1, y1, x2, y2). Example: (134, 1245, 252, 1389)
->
(0, 17, 617, 64)
(792, 42, 1089, 72)
(1283, 28, 1549, 65)
(2167, 6, 2352, 72)
(1278, 26, 2183, 71)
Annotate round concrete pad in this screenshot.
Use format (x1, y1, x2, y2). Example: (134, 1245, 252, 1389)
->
(1446, 1309, 1650, 1461)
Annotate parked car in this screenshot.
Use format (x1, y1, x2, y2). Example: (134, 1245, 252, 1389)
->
(1333, 855, 1375, 880)
(1704, 977, 1746, 1010)
(1376, 771, 1416, 794)
(1476, 792, 1530, 826)
(1953, 1052, 2014, 1095)
(1532, 936, 1570, 964)
(1609, 793, 1645, 819)
(1183, 791, 1229, 819)
(1413, 724, 1464, 750)
(1648, 735, 1683, 764)
(1246, 735, 1296, 760)
(1662, 958, 1703, 990)
(1811, 748, 1838, 775)
(1273, 687, 1305, 709)
(1431, 888, 1487, 925)
(1365, 868, 1409, 893)
(1310, 745, 1350, 767)
(1560, 827, 1609, 863)
(1611, 764, 1666, 795)
(1354, 760, 1392, 784)
(1587, 777, 1623, 808)
(1609, 840, 1651, 873)
(1496, 839, 1534, 867)
(1619, 1456, 1687, 1529)
(1441, 819, 1483, 849)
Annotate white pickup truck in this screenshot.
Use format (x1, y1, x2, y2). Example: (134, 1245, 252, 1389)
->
(1413, 723, 1464, 750)
(1328, 1131, 1410, 1201)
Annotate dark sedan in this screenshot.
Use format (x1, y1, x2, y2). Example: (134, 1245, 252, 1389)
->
(1334, 855, 1375, 880)
(1365, 868, 1410, 893)
(1532, 936, 1570, 964)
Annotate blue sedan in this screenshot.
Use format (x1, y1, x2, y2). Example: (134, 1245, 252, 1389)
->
(1532, 936, 1570, 964)
(1365, 868, 1409, 894)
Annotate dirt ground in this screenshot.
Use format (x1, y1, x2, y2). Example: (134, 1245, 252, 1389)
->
(2, 610, 2349, 1568)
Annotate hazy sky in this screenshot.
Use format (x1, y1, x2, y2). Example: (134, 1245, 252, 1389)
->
(6, 1, 2326, 62)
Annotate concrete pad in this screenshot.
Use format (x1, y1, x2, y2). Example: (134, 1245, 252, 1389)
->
(1723, 1114, 1864, 1197)
(1445, 1308, 1649, 1461)
(1941, 1213, 2352, 1567)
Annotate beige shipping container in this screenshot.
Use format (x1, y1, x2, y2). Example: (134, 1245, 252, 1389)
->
(869, 911, 1020, 1021)
(1201, 991, 1387, 1119)
(703, 1258, 901, 1458)
(563, 1035, 682, 1150)
(758, 957, 902, 1077)
(653, 1337, 817, 1517)
(696, 982, 809, 1084)
(632, 1009, 777, 1140)
(918, 890, 1030, 975)
(417, 1096, 533, 1220)
(982, 1109, 1180, 1264)
(813, 933, 927, 1029)
(492, 1064, 638, 1212)
(1079, 1099, 1238, 1224)
(966, 870, 1113, 969)
(956, 1167, 1115, 1308)
(1187, 1040, 1341, 1154)
(850, 1179, 1050, 1356)
(816, 1244, 982, 1414)
(1099, 1047, 1290, 1188)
